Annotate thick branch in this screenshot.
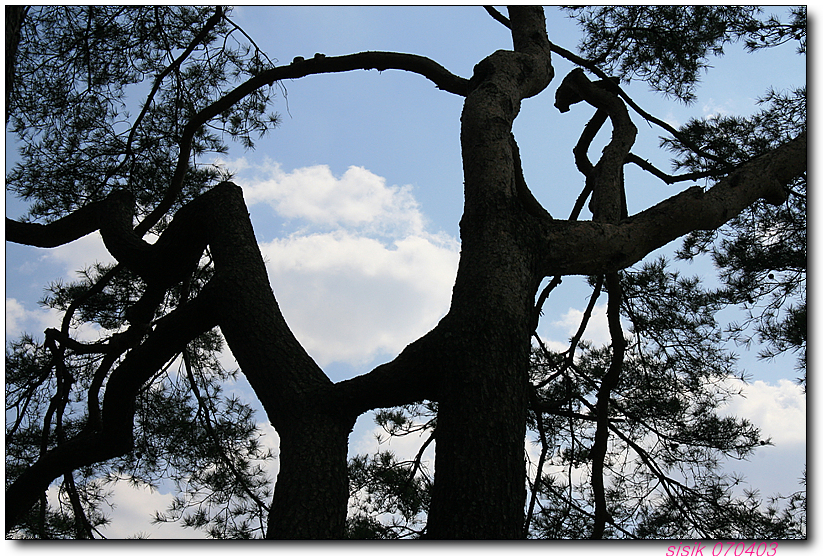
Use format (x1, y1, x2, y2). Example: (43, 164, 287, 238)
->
(6, 193, 124, 248)
(6, 182, 356, 538)
(547, 40, 724, 166)
(332, 323, 451, 417)
(282, 51, 469, 95)
(138, 51, 467, 236)
(9, 48, 468, 251)
(536, 131, 806, 277)
(5, 5, 28, 124)
(511, 133, 553, 220)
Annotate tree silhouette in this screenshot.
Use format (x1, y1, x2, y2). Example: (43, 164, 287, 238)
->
(5, 6, 805, 538)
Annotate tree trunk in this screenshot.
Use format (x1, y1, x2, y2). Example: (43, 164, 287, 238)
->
(425, 237, 539, 538)
(5, 6, 807, 539)
(200, 183, 355, 538)
(425, 7, 554, 538)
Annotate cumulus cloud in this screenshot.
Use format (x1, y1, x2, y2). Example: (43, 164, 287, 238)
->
(238, 159, 427, 237)
(46, 231, 115, 270)
(5, 298, 62, 340)
(7, 231, 116, 344)
(97, 483, 205, 539)
(716, 378, 806, 497)
(6, 297, 105, 345)
(542, 302, 806, 448)
(721, 378, 806, 446)
(262, 230, 458, 367)
(224, 159, 460, 369)
(6, 298, 30, 338)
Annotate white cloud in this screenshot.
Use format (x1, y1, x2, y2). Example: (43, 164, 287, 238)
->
(718, 379, 806, 497)
(224, 159, 460, 369)
(701, 96, 754, 121)
(6, 233, 115, 341)
(38, 480, 202, 539)
(43, 231, 116, 278)
(238, 160, 426, 237)
(98, 482, 205, 539)
(6, 297, 105, 345)
(5, 298, 62, 340)
(94, 419, 279, 539)
(262, 230, 458, 367)
(549, 302, 611, 347)
(721, 378, 806, 446)
(6, 298, 30, 338)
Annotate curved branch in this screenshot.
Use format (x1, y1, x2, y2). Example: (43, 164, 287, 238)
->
(573, 109, 608, 178)
(555, 68, 636, 223)
(6, 193, 121, 248)
(137, 50, 468, 236)
(547, 40, 724, 166)
(332, 327, 445, 418)
(568, 110, 608, 220)
(5, 288, 219, 534)
(282, 51, 470, 95)
(536, 130, 806, 277)
(44, 328, 108, 355)
(9, 49, 468, 248)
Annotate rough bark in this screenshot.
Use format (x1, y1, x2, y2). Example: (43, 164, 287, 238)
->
(531, 129, 806, 278)
(201, 184, 354, 538)
(425, 6, 554, 538)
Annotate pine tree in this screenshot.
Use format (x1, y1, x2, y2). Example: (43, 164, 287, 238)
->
(6, 6, 805, 539)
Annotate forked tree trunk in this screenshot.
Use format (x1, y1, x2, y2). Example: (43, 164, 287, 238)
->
(6, 5, 806, 540)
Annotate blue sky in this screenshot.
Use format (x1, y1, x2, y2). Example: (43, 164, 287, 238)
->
(4, 6, 808, 540)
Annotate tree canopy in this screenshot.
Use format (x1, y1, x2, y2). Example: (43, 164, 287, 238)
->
(5, 6, 805, 539)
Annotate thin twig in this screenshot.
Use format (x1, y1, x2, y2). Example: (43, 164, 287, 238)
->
(483, 6, 511, 28)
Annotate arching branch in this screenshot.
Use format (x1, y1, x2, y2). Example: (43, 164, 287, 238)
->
(137, 50, 468, 237)
(5, 287, 220, 533)
(547, 40, 724, 166)
(6, 194, 121, 248)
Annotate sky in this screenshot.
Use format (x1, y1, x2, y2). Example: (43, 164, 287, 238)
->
(3, 5, 811, 543)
